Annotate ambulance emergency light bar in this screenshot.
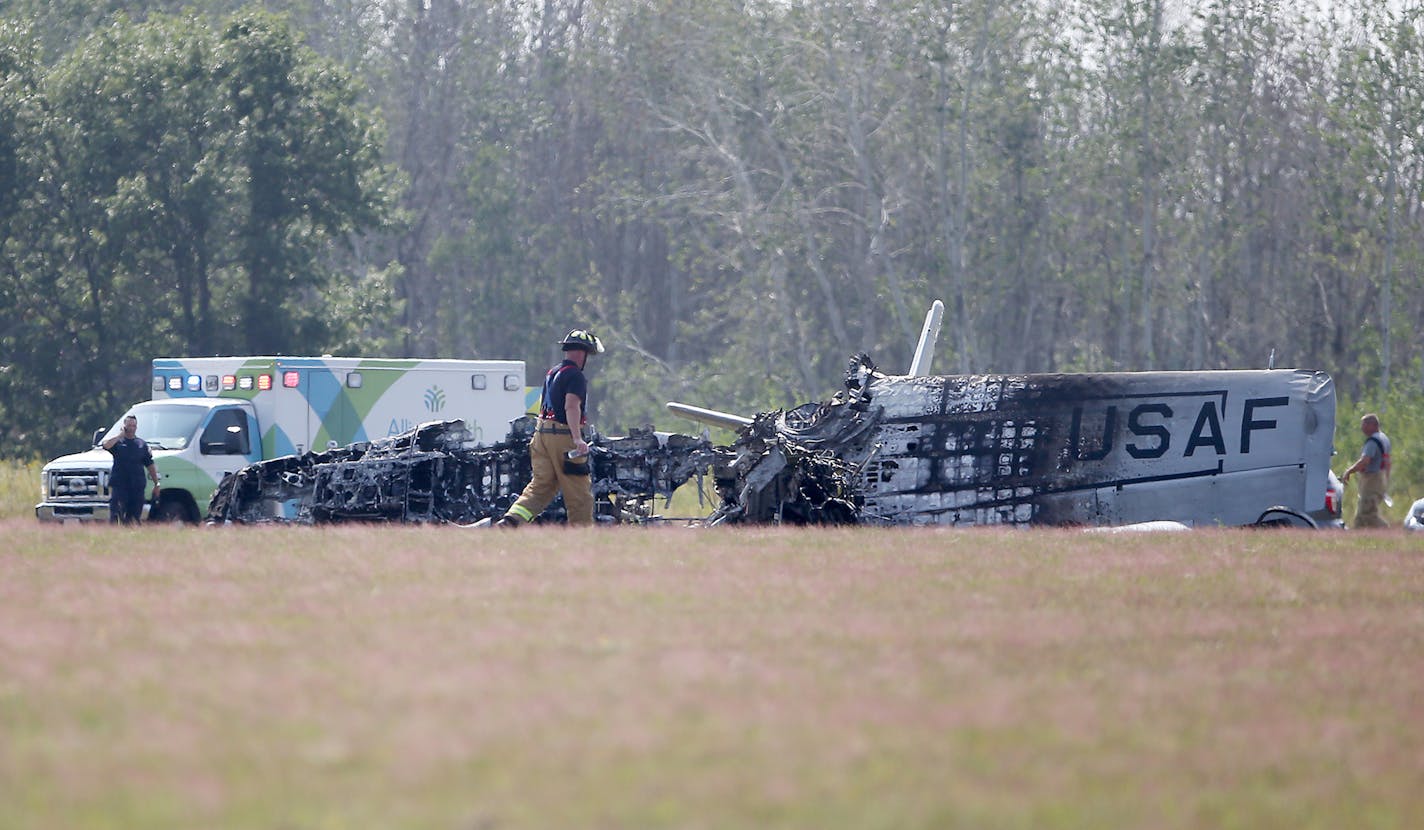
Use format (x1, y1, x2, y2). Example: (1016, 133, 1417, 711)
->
(153, 373, 274, 392)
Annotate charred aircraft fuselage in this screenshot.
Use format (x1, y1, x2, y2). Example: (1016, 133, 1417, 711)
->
(702, 355, 1337, 528)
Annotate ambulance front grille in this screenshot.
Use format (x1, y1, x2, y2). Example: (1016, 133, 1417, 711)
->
(48, 469, 109, 501)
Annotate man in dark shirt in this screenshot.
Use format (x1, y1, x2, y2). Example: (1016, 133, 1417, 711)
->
(103, 414, 161, 525)
(499, 329, 603, 527)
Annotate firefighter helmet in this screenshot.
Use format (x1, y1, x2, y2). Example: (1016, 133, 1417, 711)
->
(560, 329, 605, 354)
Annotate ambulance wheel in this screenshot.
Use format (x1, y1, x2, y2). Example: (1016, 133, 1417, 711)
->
(150, 492, 200, 525)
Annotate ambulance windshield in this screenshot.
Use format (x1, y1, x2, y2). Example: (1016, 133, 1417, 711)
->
(100, 405, 206, 450)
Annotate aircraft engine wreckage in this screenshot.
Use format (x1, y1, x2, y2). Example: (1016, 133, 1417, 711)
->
(208, 302, 1338, 529)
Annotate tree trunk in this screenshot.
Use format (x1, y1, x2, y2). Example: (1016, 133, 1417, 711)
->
(1137, 0, 1162, 368)
(1381, 119, 1398, 398)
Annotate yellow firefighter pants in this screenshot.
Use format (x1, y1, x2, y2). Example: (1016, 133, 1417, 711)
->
(504, 426, 594, 526)
(1353, 470, 1389, 529)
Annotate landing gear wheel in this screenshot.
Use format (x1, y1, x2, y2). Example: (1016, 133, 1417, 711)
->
(1253, 506, 1317, 529)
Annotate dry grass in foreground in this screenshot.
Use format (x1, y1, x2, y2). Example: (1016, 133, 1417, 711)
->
(1, 522, 1421, 830)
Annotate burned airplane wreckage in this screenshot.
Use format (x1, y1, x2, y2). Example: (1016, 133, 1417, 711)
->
(692, 355, 1337, 528)
(209, 303, 1338, 528)
(208, 362, 1337, 529)
(207, 416, 717, 525)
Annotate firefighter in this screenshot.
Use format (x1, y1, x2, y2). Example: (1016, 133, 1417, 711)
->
(498, 329, 605, 527)
(1341, 413, 1391, 529)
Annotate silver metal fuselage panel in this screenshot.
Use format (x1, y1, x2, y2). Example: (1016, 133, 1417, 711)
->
(828, 369, 1334, 527)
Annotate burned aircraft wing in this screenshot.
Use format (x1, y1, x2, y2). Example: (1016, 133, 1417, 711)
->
(698, 354, 1337, 528)
(207, 417, 716, 525)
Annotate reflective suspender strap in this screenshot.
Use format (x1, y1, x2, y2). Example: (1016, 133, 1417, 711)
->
(539, 366, 557, 419)
(540, 363, 577, 420)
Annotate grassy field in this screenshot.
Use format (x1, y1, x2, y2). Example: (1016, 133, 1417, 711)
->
(1, 460, 41, 522)
(2, 523, 1421, 830)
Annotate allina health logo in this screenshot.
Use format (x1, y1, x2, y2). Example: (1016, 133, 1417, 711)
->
(424, 385, 446, 413)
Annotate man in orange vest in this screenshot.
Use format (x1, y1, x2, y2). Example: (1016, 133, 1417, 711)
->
(498, 329, 604, 527)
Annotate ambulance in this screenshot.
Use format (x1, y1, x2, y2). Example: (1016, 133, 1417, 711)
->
(36, 356, 527, 523)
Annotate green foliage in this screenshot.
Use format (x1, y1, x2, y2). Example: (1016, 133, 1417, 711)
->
(321, 263, 407, 357)
(6, 0, 1424, 472)
(0, 9, 391, 461)
(218, 10, 387, 353)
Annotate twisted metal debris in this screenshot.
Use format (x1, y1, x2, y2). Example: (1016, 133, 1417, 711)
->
(207, 416, 717, 525)
(207, 350, 1337, 529)
(699, 353, 1340, 528)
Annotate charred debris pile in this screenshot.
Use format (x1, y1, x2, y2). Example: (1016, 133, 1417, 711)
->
(207, 349, 1336, 529)
(208, 416, 719, 526)
(206, 355, 898, 527)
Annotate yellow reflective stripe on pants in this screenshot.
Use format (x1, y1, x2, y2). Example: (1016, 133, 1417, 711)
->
(504, 429, 595, 525)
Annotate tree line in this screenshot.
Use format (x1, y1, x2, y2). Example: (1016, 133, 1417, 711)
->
(2, 0, 1422, 463)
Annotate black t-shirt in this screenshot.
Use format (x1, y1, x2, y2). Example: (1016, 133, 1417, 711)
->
(108, 436, 154, 489)
(543, 359, 588, 425)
